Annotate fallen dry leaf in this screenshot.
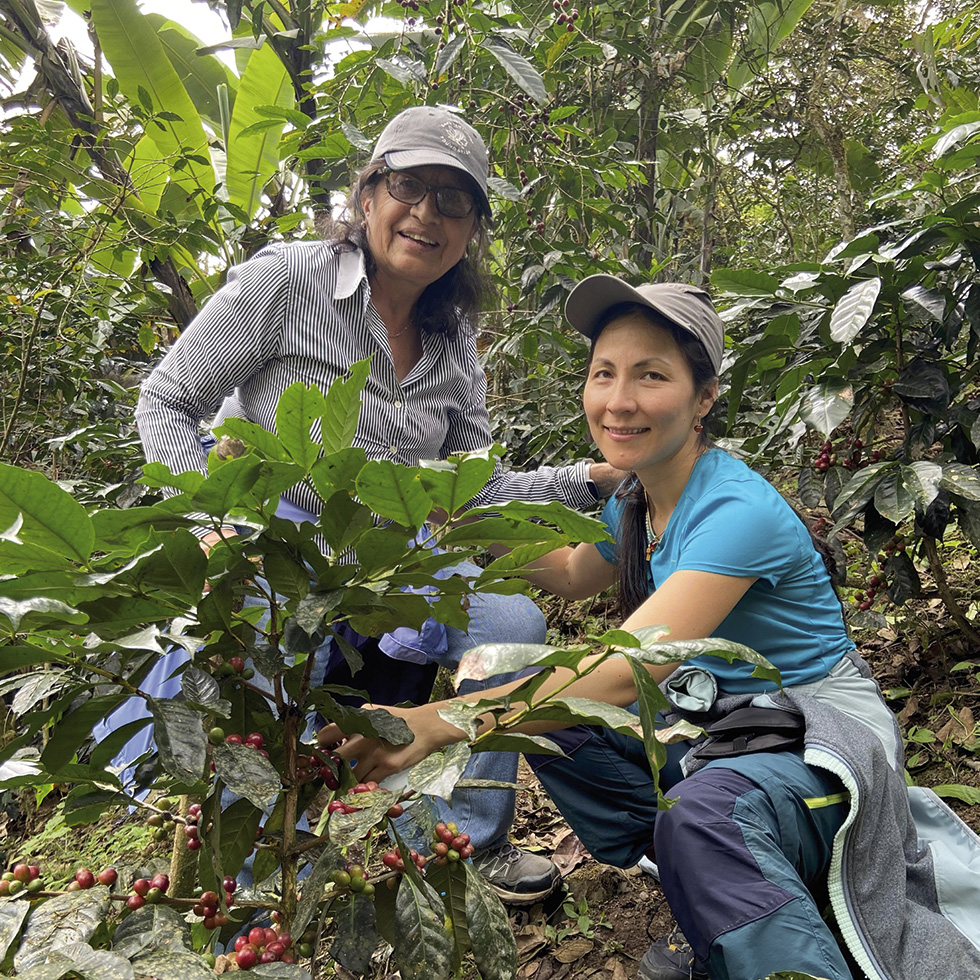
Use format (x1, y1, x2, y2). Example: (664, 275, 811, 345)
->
(553, 936, 595, 963)
(552, 830, 591, 877)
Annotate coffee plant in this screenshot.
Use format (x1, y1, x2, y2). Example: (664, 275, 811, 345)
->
(0, 372, 768, 977)
(715, 117, 980, 642)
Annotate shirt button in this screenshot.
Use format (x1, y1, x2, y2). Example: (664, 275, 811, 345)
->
(394, 400, 403, 409)
(390, 445, 398, 454)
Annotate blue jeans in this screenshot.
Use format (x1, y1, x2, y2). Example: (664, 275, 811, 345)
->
(424, 568, 546, 852)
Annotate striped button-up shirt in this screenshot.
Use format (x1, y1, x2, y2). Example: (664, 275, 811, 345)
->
(136, 240, 598, 519)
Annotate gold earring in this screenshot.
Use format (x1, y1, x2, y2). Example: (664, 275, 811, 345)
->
(694, 418, 704, 433)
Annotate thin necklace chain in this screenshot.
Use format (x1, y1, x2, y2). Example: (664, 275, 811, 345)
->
(387, 322, 415, 340)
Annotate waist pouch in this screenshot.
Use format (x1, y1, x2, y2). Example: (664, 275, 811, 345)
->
(690, 705, 805, 760)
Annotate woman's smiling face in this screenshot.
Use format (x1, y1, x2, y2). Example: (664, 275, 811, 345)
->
(583, 313, 716, 479)
(361, 165, 478, 300)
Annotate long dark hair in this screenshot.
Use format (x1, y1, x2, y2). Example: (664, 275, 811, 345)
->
(325, 159, 493, 339)
(596, 304, 840, 616)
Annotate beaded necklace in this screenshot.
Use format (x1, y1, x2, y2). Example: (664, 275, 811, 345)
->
(644, 495, 662, 561)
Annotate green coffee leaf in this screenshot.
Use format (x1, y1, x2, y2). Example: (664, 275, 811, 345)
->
(181, 666, 221, 707)
(0, 596, 86, 633)
(874, 471, 915, 524)
(150, 699, 207, 783)
(455, 642, 586, 685)
(40, 694, 126, 773)
(14, 888, 111, 972)
(439, 517, 563, 550)
(418, 454, 497, 515)
(215, 796, 264, 880)
(464, 861, 518, 980)
(330, 894, 379, 974)
(392, 874, 455, 980)
(355, 460, 432, 529)
(129, 950, 216, 979)
(323, 792, 394, 847)
(212, 742, 281, 813)
(800, 382, 853, 438)
(309, 447, 368, 498)
(317, 700, 414, 744)
(633, 636, 780, 686)
(44, 944, 135, 980)
(408, 742, 470, 800)
(139, 461, 205, 493)
(900, 460, 943, 512)
(519, 696, 646, 738)
(293, 841, 344, 938)
(0, 899, 29, 963)
(275, 382, 326, 470)
(482, 37, 547, 104)
(321, 357, 370, 454)
(214, 417, 288, 461)
(0, 461, 94, 564)
(940, 462, 980, 502)
(828, 277, 881, 344)
(190, 455, 262, 516)
(434, 34, 466, 76)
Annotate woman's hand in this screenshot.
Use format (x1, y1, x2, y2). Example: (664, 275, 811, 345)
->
(317, 702, 469, 783)
(589, 462, 631, 496)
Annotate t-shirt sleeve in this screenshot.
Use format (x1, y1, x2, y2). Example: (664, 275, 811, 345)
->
(674, 486, 803, 587)
(594, 495, 622, 565)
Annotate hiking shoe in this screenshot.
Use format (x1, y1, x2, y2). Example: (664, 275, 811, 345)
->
(469, 841, 562, 905)
(638, 927, 708, 980)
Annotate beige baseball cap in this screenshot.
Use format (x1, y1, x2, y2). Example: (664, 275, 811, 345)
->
(565, 275, 725, 375)
(371, 106, 491, 216)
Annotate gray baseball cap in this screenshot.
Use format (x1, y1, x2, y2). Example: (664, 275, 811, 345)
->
(370, 106, 491, 216)
(565, 275, 725, 375)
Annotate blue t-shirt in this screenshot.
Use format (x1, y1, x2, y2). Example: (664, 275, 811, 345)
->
(596, 449, 855, 693)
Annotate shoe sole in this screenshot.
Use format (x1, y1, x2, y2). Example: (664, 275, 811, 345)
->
(484, 873, 563, 906)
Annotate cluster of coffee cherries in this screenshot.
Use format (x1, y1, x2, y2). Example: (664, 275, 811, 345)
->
(325, 779, 405, 818)
(853, 572, 889, 612)
(381, 847, 428, 880)
(70, 866, 117, 891)
(0, 863, 44, 896)
(552, 0, 579, 30)
(812, 439, 881, 473)
(184, 803, 204, 851)
(208, 730, 270, 773)
(192, 877, 237, 930)
(880, 533, 907, 557)
(433, 8, 464, 35)
(430, 821, 474, 866)
(331, 862, 375, 899)
(296, 746, 341, 789)
(125, 872, 170, 910)
(232, 925, 298, 969)
(216, 656, 255, 680)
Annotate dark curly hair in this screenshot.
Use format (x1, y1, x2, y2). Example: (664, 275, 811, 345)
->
(325, 159, 494, 339)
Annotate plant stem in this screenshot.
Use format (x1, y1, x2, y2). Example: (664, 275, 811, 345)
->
(921, 537, 980, 646)
(169, 795, 201, 897)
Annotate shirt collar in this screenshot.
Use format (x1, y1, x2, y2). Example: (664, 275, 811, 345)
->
(334, 247, 368, 300)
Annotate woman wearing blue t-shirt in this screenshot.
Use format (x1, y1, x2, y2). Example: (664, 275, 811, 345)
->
(320, 276, 980, 980)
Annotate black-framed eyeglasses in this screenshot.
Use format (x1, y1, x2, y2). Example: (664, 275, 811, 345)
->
(380, 168, 478, 219)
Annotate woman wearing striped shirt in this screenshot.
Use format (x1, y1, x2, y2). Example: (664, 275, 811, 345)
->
(135, 105, 623, 903)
